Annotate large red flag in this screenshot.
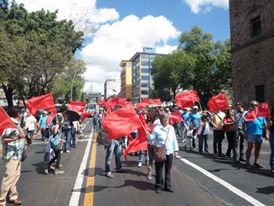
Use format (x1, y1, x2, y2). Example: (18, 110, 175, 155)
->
(141, 98, 161, 105)
(69, 101, 87, 107)
(135, 102, 149, 110)
(257, 102, 270, 118)
(102, 106, 142, 139)
(26, 93, 56, 115)
(207, 92, 229, 112)
(67, 104, 85, 114)
(243, 107, 258, 121)
(175, 91, 199, 108)
(125, 114, 151, 157)
(0, 107, 17, 135)
(169, 110, 183, 125)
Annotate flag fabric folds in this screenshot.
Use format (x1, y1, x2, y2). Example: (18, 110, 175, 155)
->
(102, 106, 142, 139)
(169, 110, 183, 125)
(243, 108, 258, 122)
(207, 92, 229, 112)
(257, 102, 270, 118)
(125, 114, 151, 157)
(26, 93, 56, 115)
(141, 98, 161, 105)
(0, 106, 17, 135)
(175, 91, 199, 108)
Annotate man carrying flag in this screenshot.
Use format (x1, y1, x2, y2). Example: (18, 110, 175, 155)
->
(242, 100, 267, 168)
(0, 107, 26, 206)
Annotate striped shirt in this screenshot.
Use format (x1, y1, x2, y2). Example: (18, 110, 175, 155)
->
(1, 118, 25, 160)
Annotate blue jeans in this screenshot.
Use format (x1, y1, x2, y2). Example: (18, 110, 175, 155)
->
(269, 132, 274, 166)
(62, 129, 71, 151)
(198, 134, 208, 153)
(105, 140, 122, 173)
(138, 151, 146, 164)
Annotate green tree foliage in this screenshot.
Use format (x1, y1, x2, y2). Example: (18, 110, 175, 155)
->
(153, 26, 231, 106)
(51, 58, 86, 102)
(0, 0, 84, 107)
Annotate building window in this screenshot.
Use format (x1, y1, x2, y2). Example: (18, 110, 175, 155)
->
(141, 83, 148, 87)
(250, 16, 261, 37)
(141, 76, 149, 81)
(141, 90, 148, 95)
(255, 85, 265, 102)
(142, 68, 149, 73)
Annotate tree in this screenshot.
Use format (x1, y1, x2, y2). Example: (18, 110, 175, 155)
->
(153, 51, 195, 100)
(0, 1, 84, 107)
(179, 26, 231, 106)
(153, 26, 231, 107)
(51, 58, 86, 102)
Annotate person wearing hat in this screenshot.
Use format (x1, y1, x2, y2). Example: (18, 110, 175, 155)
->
(189, 106, 202, 149)
(39, 111, 48, 141)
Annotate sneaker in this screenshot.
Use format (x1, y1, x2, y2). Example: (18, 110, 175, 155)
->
(54, 169, 64, 175)
(65, 150, 70, 153)
(8, 198, 22, 205)
(164, 186, 174, 193)
(106, 172, 114, 178)
(239, 157, 246, 162)
(137, 162, 142, 168)
(147, 171, 152, 180)
(175, 154, 181, 159)
(44, 169, 49, 175)
(253, 163, 264, 169)
(155, 188, 162, 194)
(218, 153, 225, 157)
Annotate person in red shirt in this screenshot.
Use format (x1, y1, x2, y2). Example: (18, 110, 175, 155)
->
(223, 108, 237, 161)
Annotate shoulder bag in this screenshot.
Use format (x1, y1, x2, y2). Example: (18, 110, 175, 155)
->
(153, 127, 170, 162)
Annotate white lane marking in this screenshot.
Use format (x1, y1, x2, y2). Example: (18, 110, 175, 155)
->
(69, 129, 93, 206)
(179, 157, 266, 206)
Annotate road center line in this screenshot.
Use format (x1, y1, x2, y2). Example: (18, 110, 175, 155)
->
(179, 157, 266, 206)
(83, 130, 97, 206)
(69, 128, 93, 206)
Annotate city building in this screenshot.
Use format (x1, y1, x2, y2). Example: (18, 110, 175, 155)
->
(230, 0, 274, 106)
(119, 60, 132, 99)
(104, 79, 120, 99)
(130, 47, 165, 103)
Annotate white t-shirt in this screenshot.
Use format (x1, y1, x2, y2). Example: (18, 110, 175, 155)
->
(25, 115, 37, 131)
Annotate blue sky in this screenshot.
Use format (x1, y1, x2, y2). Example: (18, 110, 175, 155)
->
(18, 0, 230, 93)
(97, 0, 230, 42)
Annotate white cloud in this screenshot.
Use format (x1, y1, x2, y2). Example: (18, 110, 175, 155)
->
(17, 1, 180, 94)
(16, 0, 119, 34)
(184, 0, 229, 14)
(81, 15, 180, 93)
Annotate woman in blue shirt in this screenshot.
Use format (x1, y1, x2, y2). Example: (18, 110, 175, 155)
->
(147, 113, 179, 194)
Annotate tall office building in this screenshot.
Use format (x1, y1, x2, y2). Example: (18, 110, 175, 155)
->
(104, 79, 120, 99)
(120, 60, 132, 99)
(230, 0, 274, 106)
(130, 47, 165, 103)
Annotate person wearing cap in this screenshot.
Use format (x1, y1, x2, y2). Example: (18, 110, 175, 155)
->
(189, 106, 202, 149)
(39, 111, 48, 141)
(242, 100, 267, 168)
(180, 107, 191, 143)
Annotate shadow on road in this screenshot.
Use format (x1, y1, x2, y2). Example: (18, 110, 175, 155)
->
(115, 179, 154, 191)
(82, 167, 105, 177)
(256, 186, 274, 194)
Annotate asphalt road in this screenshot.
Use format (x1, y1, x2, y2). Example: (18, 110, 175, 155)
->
(0, 120, 274, 206)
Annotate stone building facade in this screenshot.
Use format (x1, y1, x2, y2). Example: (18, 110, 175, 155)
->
(229, 0, 274, 107)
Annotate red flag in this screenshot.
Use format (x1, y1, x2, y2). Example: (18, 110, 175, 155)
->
(175, 91, 199, 108)
(67, 104, 85, 114)
(207, 92, 229, 112)
(0, 107, 17, 135)
(257, 102, 270, 118)
(135, 102, 148, 109)
(169, 110, 183, 125)
(46, 113, 55, 125)
(141, 98, 161, 105)
(124, 115, 151, 157)
(26, 93, 56, 115)
(81, 112, 93, 120)
(102, 106, 142, 139)
(69, 101, 86, 107)
(243, 107, 258, 121)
